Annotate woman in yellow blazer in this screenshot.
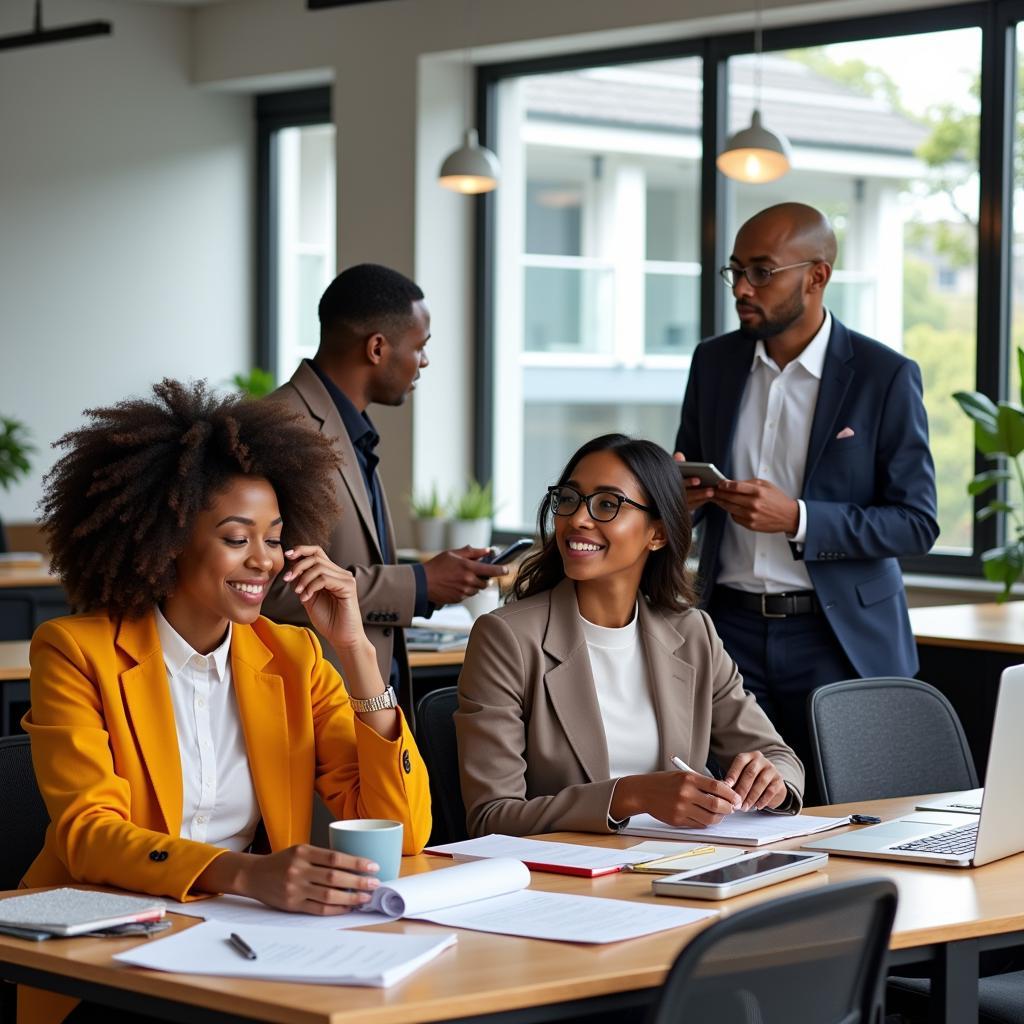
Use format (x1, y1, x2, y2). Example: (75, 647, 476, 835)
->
(22, 380, 430, 1024)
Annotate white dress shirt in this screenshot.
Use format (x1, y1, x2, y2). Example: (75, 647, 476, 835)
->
(717, 310, 832, 594)
(580, 606, 660, 780)
(154, 607, 261, 852)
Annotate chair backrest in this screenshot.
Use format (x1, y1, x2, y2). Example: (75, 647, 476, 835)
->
(808, 677, 978, 805)
(0, 735, 49, 889)
(414, 686, 467, 845)
(648, 878, 897, 1024)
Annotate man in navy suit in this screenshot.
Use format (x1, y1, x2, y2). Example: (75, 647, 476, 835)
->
(675, 203, 938, 787)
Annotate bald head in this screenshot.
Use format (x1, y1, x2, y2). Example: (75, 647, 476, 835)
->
(738, 203, 837, 266)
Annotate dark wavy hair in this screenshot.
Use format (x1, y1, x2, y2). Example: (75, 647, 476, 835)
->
(40, 379, 341, 618)
(513, 433, 697, 612)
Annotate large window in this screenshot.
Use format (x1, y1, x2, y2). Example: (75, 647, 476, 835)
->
(480, 5, 1015, 575)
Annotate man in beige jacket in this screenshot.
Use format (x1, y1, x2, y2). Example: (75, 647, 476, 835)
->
(264, 264, 507, 706)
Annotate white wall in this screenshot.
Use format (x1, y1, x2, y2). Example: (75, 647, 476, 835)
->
(0, 0, 252, 523)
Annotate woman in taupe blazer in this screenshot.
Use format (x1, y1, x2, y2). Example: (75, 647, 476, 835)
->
(455, 434, 804, 837)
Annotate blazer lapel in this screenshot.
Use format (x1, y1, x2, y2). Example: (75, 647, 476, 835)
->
(117, 613, 183, 835)
(714, 334, 756, 475)
(231, 624, 292, 852)
(290, 362, 383, 561)
(637, 601, 696, 769)
(541, 579, 610, 783)
(804, 318, 855, 486)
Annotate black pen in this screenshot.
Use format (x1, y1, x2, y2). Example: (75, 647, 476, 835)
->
(227, 932, 257, 960)
(850, 814, 882, 825)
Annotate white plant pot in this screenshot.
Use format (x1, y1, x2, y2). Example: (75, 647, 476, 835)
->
(446, 518, 492, 549)
(462, 582, 501, 620)
(411, 517, 448, 554)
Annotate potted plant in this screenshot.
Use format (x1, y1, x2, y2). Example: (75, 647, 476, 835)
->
(954, 349, 1024, 600)
(409, 483, 448, 553)
(447, 479, 494, 549)
(230, 368, 275, 399)
(0, 416, 35, 553)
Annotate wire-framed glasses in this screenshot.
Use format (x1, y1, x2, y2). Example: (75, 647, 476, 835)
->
(718, 260, 817, 288)
(546, 485, 655, 523)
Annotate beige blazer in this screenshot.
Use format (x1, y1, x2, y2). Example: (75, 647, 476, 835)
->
(262, 362, 415, 689)
(455, 578, 804, 837)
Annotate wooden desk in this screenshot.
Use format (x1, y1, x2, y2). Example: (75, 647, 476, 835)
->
(407, 648, 466, 670)
(0, 795, 1019, 1024)
(0, 640, 30, 681)
(910, 601, 1024, 654)
(0, 563, 58, 589)
(0, 640, 30, 735)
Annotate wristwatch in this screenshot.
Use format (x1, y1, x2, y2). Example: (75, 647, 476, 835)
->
(348, 686, 399, 714)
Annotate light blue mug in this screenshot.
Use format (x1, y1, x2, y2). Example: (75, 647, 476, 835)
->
(328, 819, 404, 882)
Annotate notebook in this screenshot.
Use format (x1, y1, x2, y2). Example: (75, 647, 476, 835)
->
(804, 665, 1024, 868)
(621, 811, 848, 847)
(0, 889, 165, 937)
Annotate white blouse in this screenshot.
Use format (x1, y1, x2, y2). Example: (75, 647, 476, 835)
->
(580, 606, 661, 779)
(154, 607, 261, 852)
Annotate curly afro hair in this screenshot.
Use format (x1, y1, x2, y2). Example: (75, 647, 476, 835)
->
(41, 379, 341, 618)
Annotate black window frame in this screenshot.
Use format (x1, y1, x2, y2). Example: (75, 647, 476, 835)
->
(474, 1, 1024, 575)
(255, 86, 332, 382)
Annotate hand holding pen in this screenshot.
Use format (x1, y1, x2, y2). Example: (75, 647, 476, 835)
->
(673, 753, 788, 812)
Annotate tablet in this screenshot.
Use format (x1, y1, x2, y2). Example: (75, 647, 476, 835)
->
(651, 850, 827, 900)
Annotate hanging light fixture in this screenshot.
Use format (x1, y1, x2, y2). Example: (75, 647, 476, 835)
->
(438, 1, 499, 194)
(0, 0, 111, 52)
(716, 0, 791, 184)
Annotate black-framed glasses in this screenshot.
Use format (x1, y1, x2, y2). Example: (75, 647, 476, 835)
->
(546, 485, 655, 523)
(718, 260, 818, 288)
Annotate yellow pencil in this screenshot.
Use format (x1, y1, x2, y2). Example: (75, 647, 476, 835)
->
(626, 846, 716, 871)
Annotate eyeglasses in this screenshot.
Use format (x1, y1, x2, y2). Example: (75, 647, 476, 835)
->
(546, 485, 655, 523)
(719, 260, 817, 288)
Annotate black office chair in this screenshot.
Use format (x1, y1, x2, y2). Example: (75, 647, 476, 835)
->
(808, 677, 978, 805)
(0, 734, 49, 1023)
(414, 686, 467, 845)
(647, 878, 897, 1024)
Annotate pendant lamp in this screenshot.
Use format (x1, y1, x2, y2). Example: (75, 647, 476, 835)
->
(716, 0, 791, 184)
(438, 2, 499, 194)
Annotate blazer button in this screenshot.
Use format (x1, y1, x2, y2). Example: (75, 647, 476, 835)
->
(383, 627, 392, 637)
(390, 613, 398, 622)
(402, 750, 412, 774)
(149, 850, 168, 862)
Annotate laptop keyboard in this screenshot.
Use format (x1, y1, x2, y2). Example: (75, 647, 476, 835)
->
(892, 820, 978, 856)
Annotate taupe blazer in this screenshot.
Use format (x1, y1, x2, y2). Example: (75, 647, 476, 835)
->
(455, 578, 804, 837)
(262, 362, 415, 688)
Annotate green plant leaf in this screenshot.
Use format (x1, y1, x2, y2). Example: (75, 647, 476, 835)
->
(996, 402, 1024, 457)
(230, 368, 275, 399)
(982, 541, 1024, 601)
(953, 390, 999, 433)
(1018, 347, 1024, 408)
(976, 501, 1016, 522)
(968, 469, 1013, 496)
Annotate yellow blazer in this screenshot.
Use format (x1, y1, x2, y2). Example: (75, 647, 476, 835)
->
(23, 611, 432, 895)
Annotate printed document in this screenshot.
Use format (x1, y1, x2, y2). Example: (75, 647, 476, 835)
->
(621, 812, 849, 846)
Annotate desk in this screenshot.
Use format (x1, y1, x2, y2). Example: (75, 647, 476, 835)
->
(910, 602, 1024, 775)
(407, 649, 466, 670)
(0, 563, 58, 590)
(0, 640, 30, 735)
(0, 795, 1020, 1024)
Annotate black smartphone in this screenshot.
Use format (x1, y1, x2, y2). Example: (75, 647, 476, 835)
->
(480, 538, 533, 565)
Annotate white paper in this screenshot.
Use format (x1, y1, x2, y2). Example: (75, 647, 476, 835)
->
(426, 835, 665, 871)
(164, 895, 391, 931)
(115, 920, 456, 987)
(411, 604, 474, 633)
(622, 812, 849, 846)
(411, 889, 715, 943)
(366, 858, 531, 918)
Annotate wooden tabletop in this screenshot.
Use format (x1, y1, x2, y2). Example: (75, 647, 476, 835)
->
(0, 641, 30, 681)
(1, 794, 1022, 1024)
(407, 648, 466, 670)
(910, 601, 1024, 653)
(0, 561, 59, 589)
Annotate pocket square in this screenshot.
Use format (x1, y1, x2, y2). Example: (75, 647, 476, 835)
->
(835, 427, 856, 440)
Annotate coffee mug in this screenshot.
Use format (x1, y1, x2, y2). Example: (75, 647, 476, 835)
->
(328, 819, 404, 882)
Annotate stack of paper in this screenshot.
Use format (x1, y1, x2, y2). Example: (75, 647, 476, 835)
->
(116, 922, 456, 987)
(621, 812, 849, 846)
(0, 889, 165, 938)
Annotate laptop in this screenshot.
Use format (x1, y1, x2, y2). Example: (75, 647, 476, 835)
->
(915, 788, 983, 814)
(803, 665, 1024, 868)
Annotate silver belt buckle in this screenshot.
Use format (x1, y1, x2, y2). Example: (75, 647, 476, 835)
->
(761, 593, 787, 619)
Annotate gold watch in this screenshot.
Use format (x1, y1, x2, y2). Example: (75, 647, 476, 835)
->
(348, 686, 399, 713)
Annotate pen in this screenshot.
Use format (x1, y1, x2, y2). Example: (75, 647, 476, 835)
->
(626, 846, 716, 871)
(227, 932, 257, 961)
(671, 755, 702, 775)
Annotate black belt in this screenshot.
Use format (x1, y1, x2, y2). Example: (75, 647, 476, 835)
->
(713, 586, 820, 618)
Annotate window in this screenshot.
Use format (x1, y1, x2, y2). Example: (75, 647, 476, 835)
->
(256, 88, 334, 383)
(480, 5, 1010, 574)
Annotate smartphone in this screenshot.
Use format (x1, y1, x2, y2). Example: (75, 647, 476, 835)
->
(480, 538, 533, 565)
(677, 461, 728, 487)
(651, 850, 827, 900)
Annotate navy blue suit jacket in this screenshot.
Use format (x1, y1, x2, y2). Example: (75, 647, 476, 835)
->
(674, 316, 939, 679)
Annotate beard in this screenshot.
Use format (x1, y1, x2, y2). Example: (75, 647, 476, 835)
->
(737, 281, 806, 340)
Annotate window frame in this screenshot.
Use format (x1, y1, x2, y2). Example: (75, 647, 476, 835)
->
(476, 2, 1014, 575)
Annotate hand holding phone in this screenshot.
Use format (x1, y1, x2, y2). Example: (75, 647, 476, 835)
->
(676, 461, 728, 487)
(480, 538, 533, 566)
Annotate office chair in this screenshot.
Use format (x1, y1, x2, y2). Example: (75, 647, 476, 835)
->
(808, 677, 977, 805)
(647, 878, 897, 1024)
(414, 686, 467, 845)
